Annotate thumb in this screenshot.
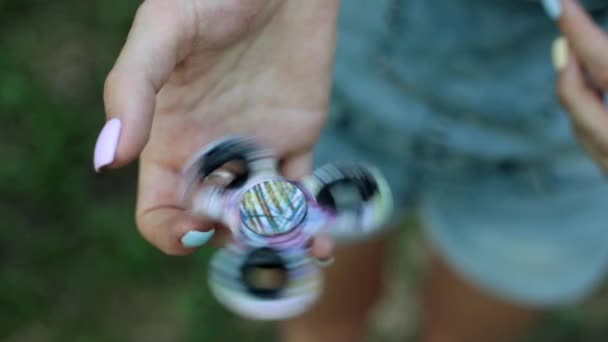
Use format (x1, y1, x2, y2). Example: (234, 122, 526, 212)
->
(94, 0, 192, 171)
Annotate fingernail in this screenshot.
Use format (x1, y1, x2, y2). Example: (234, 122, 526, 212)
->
(552, 36, 569, 71)
(310, 234, 335, 260)
(181, 230, 215, 248)
(93, 118, 121, 172)
(313, 257, 335, 268)
(542, 0, 562, 20)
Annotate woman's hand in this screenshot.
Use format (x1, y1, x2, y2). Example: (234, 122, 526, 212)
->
(94, 0, 341, 255)
(547, 0, 608, 172)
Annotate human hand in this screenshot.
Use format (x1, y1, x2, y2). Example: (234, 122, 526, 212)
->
(93, 0, 341, 256)
(545, 0, 608, 172)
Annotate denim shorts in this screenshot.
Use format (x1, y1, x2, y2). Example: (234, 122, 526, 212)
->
(315, 0, 608, 307)
(313, 98, 608, 308)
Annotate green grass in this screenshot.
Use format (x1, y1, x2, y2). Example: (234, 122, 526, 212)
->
(0, 1, 274, 340)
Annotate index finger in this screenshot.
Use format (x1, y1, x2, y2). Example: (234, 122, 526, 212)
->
(101, 0, 193, 170)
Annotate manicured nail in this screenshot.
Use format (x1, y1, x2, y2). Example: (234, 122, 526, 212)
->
(542, 0, 562, 20)
(181, 230, 215, 248)
(313, 257, 335, 268)
(552, 36, 569, 71)
(93, 118, 121, 172)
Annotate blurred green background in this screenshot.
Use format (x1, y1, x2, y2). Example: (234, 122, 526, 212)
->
(1, 1, 608, 341)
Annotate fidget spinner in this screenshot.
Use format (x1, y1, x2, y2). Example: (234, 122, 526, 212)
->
(180, 136, 393, 320)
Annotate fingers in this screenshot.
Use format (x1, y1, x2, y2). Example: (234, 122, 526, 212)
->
(546, 1, 608, 173)
(555, 38, 608, 157)
(268, 151, 338, 263)
(138, 207, 214, 256)
(280, 151, 314, 180)
(556, 0, 608, 88)
(136, 160, 215, 256)
(310, 234, 336, 267)
(578, 136, 608, 172)
(95, 0, 194, 171)
(137, 152, 340, 256)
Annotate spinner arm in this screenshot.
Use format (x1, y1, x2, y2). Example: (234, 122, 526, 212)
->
(179, 136, 393, 320)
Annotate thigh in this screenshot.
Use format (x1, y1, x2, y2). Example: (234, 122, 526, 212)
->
(421, 252, 542, 342)
(279, 234, 393, 342)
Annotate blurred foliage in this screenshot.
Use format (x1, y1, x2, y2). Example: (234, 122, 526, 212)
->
(1, 1, 608, 341)
(0, 1, 274, 340)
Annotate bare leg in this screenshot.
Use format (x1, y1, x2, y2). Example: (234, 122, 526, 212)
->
(279, 235, 392, 342)
(420, 252, 544, 342)
(280, 232, 544, 342)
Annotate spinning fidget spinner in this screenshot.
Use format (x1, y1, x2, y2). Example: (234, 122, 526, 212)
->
(180, 136, 393, 320)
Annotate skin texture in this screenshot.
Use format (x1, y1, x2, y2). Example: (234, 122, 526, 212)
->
(101, 0, 341, 255)
(419, 253, 541, 342)
(99, 0, 608, 340)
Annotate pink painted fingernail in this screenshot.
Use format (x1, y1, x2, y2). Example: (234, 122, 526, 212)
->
(93, 118, 121, 172)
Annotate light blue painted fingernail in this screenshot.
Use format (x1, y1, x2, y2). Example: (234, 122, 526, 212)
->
(181, 230, 215, 248)
(542, 0, 562, 20)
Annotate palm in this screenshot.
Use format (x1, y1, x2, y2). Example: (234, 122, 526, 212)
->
(112, 0, 340, 254)
(146, 1, 336, 164)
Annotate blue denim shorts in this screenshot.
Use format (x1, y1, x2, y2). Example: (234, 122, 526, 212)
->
(316, 0, 608, 308)
(313, 100, 608, 308)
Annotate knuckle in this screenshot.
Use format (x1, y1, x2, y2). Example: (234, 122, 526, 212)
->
(135, 213, 193, 256)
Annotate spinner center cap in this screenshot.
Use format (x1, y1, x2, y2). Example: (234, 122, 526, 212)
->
(240, 180, 308, 236)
